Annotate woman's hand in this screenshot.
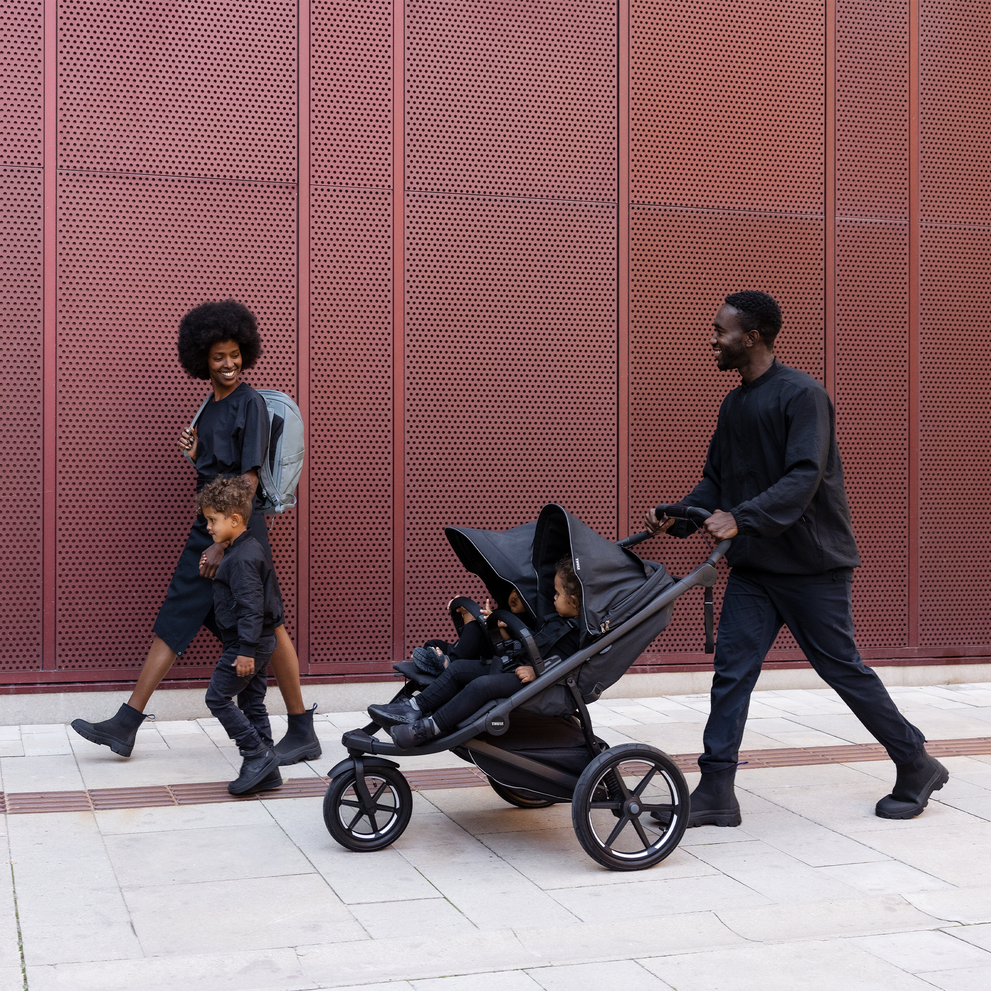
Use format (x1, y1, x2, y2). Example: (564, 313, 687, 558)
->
(199, 542, 226, 578)
(515, 665, 536, 684)
(178, 425, 198, 461)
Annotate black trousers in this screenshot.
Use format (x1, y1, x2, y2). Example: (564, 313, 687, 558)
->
(417, 657, 522, 734)
(700, 568, 925, 773)
(205, 634, 277, 752)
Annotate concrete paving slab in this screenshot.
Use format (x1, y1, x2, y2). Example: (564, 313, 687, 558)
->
(526, 959, 672, 991)
(73, 748, 240, 789)
(820, 860, 951, 895)
(948, 922, 991, 950)
(917, 965, 991, 991)
(0, 754, 85, 792)
(124, 873, 367, 956)
(348, 896, 476, 939)
(413, 971, 543, 990)
(639, 939, 938, 991)
(852, 929, 991, 972)
(906, 886, 991, 924)
(423, 786, 575, 835)
(95, 799, 277, 835)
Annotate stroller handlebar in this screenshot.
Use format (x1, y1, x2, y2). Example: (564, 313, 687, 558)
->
(618, 504, 721, 550)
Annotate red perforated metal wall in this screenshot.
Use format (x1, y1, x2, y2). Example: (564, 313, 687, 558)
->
(2, 1, 990, 688)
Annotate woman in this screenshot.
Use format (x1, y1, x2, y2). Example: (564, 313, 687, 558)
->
(71, 300, 320, 764)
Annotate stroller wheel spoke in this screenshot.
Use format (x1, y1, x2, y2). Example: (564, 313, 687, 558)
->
(604, 815, 631, 849)
(630, 813, 652, 848)
(633, 767, 659, 797)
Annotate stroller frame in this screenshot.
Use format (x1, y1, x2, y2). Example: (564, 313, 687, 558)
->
(325, 507, 730, 871)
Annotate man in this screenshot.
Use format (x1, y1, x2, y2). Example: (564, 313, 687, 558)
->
(646, 290, 947, 826)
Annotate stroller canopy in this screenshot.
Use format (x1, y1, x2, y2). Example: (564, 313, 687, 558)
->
(445, 522, 539, 620)
(533, 504, 674, 640)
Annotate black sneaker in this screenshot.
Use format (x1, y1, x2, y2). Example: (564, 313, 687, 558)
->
(391, 716, 441, 749)
(368, 700, 419, 729)
(229, 747, 283, 795)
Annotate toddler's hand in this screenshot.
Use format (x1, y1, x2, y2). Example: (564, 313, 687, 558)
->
(480, 598, 494, 617)
(516, 665, 536, 684)
(234, 655, 255, 677)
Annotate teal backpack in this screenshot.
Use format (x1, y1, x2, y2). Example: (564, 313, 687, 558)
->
(185, 388, 305, 515)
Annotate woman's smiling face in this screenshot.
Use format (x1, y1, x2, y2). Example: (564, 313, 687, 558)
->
(207, 339, 242, 397)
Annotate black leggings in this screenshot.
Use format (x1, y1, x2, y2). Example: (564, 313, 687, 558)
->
(417, 657, 521, 734)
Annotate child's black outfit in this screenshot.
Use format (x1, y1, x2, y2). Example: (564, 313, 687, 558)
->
(205, 530, 284, 794)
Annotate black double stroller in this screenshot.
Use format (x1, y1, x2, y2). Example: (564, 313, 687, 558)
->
(324, 503, 729, 871)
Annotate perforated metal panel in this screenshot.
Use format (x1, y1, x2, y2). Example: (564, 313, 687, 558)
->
(56, 0, 298, 180)
(629, 207, 824, 657)
(308, 187, 394, 674)
(631, 0, 824, 212)
(836, 0, 908, 218)
(310, 0, 393, 187)
(55, 173, 297, 676)
(2, 0, 43, 167)
(919, 228, 991, 646)
(405, 1, 616, 199)
(835, 221, 909, 646)
(920, 0, 991, 223)
(0, 168, 43, 672)
(404, 193, 617, 651)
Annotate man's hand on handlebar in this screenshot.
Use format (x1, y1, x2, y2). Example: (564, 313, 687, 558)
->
(644, 507, 677, 535)
(703, 510, 738, 541)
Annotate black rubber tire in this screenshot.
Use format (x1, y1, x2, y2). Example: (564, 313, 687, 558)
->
(487, 776, 556, 809)
(323, 764, 413, 852)
(571, 743, 689, 871)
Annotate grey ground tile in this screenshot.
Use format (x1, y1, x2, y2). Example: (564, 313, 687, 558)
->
(96, 799, 276, 835)
(414, 971, 543, 990)
(788, 713, 881, 745)
(21, 725, 73, 757)
(527, 959, 672, 991)
(547, 873, 771, 922)
(590, 727, 639, 747)
(0, 740, 24, 758)
(820, 860, 951, 895)
(688, 838, 866, 904)
(315, 985, 412, 991)
(948, 922, 991, 951)
(349, 897, 477, 939)
(422, 792, 575, 836)
(718, 894, 943, 942)
(263, 796, 442, 905)
(611, 723, 706, 753)
(125, 873, 365, 956)
(27, 947, 313, 991)
(845, 821, 991, 886)
(0, 846, 23, 974)
(476, 825, 715, 890)
(74, 748, 239, 789)
(735, 809, 891, 867)
(105, 822, 315, 887)
(391, 814, 579, 929)
(906, 886, 991, 924)
(741, 718, 851, 748)
(297, 930, 533, 987)
(853, 930, 991, 972)
(903, 710, 991, 739)
(516, 911, 746, 966)
(0, 754, 84, 792)
(916, 965, 991, 991)
(639, 938, 938, 990)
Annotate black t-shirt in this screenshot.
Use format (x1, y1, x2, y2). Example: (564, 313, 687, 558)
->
(193, 383, 269, 495)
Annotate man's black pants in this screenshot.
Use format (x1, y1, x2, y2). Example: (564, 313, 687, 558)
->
(700, 568, 924, 774)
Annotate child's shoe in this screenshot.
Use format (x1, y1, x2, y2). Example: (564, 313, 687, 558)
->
(367, 699, 419, 728)
(229, 746, 283, 795)
(391, 716, 441, 749)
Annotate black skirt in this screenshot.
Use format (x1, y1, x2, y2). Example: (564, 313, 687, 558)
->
(152, 508, 278, 655)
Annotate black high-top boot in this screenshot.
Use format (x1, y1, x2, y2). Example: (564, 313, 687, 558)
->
(70, 703, 149, 758)
(391, 716, 441, 750)
(875, 748, 949, 819)
(274, 703, 322, 766)
(229, 746, 283, 795)
(686, 767, 742, 827)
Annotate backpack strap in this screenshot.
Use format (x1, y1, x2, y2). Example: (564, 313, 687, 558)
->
(183, 392, 213, 466)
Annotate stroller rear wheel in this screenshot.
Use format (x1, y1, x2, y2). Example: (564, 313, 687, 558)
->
(323, 763, 412, 851)
(487, 776, 556, 809)
(572, 743, 689, 871)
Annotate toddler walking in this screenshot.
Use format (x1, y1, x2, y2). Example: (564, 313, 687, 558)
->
(198, 477, 284, 795)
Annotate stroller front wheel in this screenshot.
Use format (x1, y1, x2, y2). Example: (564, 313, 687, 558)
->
(323, 763, 413, 851)
(572, 743, 689, 871)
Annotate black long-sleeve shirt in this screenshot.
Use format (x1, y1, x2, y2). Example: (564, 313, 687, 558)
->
(679, 360, 860, 575)
(212, 531, 284, 656)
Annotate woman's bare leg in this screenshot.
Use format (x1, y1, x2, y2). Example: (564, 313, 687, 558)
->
(270, 625, 305, 715)
(126, 636, 178, 712)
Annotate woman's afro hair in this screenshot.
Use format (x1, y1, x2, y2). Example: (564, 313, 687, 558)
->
(177, 299, 262, 380)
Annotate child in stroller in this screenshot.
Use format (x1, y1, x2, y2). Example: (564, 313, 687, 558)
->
(368, 558, 583, 748)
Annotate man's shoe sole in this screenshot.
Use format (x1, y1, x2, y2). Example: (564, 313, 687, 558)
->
(687, 808, 742, 828)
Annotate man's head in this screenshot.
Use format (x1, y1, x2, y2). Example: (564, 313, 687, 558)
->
(711, 291, 782, 375)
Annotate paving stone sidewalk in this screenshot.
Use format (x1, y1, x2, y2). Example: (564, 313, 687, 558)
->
(2, 683, 991, 991)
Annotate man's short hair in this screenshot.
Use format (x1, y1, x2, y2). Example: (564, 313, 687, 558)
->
(724, 290, 782, 348)
(197, 476, 254, 522)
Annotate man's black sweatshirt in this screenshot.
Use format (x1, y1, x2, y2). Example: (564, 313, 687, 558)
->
(678, 359, 860, 575)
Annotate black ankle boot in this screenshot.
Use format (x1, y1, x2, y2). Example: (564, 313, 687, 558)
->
(687, 767, 741, 827)
(875, 748, 949, 819)
(391, 716, 441, 749)
(274, 703, 322, 766)
(229, 746, 283, 795)
(368, 700, 419, 729)
(70, 703, 149, 758)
